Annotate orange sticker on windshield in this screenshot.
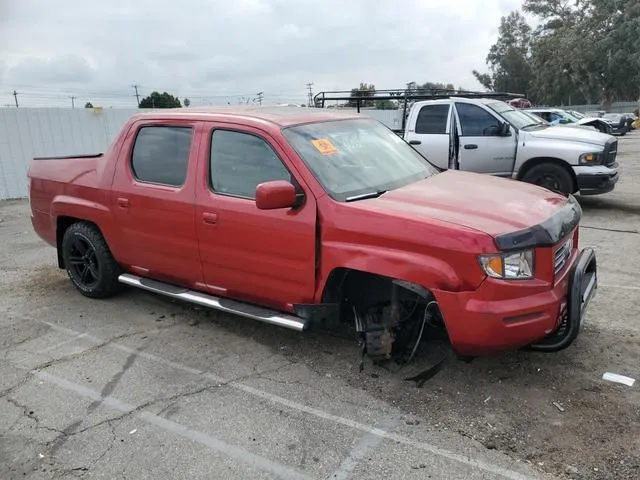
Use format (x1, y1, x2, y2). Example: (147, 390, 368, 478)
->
(311, 138, 338, 156)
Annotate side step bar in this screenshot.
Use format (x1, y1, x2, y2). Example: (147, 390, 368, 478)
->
(118, 274, 308, 332)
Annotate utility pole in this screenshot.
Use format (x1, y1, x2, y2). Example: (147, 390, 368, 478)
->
(256, 92, 263, 105)
(306, 82, 314, 107)
(70, 96, 76, 108)
(132, 84, 141, 106)
(12, 90, 19, 108)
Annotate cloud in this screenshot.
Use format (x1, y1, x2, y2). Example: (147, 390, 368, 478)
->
(0, 0, 524, 107)
(6, 55, 96, 85)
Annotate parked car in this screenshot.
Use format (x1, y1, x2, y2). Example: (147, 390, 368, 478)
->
(507, 98, 533, 108)
(621, 113, 637, 130)
(27, 106, 597, 360)
(402, 97, 620, 196)
(601, 113, 628, 136)
(526, 108, 613, 134)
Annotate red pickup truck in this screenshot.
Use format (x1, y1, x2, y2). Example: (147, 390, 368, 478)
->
(27, 106, 597, 362)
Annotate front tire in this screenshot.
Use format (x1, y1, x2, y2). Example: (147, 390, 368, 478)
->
(521, 163, 575, 196)
(61, 222, 122, 298)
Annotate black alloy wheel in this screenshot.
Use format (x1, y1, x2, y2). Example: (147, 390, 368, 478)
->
(61, 222, 122, 298)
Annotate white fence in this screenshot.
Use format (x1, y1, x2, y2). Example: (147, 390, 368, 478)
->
(546, 101, 639, 114)
(0, 106, 405, 201)
(0, 107, 142, 200)
(3, 101, 637, 200)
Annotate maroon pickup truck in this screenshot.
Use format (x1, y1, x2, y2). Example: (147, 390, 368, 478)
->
(27, 106, 597, 363)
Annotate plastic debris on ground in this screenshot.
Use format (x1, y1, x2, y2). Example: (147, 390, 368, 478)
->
(602, 372, 635, 387)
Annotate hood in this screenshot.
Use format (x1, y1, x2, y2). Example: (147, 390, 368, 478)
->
(576, 117, 600, 126)
(527, 124, 610, 146)
(348, 171, 578, 244)
(562, 123, 597, 131)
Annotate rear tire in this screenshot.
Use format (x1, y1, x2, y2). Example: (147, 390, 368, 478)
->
(521, 163, 575, 196)
(61, 222, 122, 298)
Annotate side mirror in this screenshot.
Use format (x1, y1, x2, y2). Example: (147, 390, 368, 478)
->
(255, 180, 297, 210)
(498, 122, 511, 136)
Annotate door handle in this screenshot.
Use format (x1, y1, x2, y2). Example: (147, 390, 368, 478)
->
(464, 144, 478, 150)
(202, 212, 218, 225)
(117, 197, 130, 208)
(409, 140, 422, 145)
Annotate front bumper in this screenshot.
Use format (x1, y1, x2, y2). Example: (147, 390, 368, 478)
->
(433, 248, 597, 357)
(528, 247, 597, 352)
(574, 164, 619, 195)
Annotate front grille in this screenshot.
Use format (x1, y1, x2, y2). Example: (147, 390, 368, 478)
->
(604, 139, 618, 166)
(554, 236, 573, 276)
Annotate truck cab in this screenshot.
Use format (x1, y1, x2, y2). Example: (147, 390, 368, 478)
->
(403, 97, 620, 196)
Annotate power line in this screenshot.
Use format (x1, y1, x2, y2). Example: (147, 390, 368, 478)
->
(256, 92, 263, 105)
(69, 96, 76, 108)
(6, 86, 305, 101)
(12, 90, 18, 108)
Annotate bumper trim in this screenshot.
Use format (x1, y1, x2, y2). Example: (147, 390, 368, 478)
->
(528, 247, 597, 352)
(494, 195, 581, 251)
(576, 171, 619, 195)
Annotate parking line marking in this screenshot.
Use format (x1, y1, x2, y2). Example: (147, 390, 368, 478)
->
(36, 332, 88, 354)
(31, 318, 536, 480)
(35, 370, 313, 480)
(328, 416, 398, 480)
(599, 284, 640, 291)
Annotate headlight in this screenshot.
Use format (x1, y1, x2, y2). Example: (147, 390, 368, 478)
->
(478, 250, 535, 280)
(579, 152, 604, 165)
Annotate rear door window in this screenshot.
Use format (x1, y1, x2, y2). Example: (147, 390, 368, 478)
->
(131, 126, 193, 186)
(415, 104, 450, 134)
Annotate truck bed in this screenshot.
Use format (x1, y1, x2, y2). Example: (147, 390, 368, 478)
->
(27, 153, 112, 246)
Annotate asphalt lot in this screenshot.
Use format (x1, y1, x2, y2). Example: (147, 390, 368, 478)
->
(1, 130, 639, 480)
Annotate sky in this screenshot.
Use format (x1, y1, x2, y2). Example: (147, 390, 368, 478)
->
(0, 0, 525, 108)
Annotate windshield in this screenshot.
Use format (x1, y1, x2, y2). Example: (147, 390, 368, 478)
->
(282, 118, 439, 201)
(561, 110, 582, 122)
(486, 101, 545, 129)
(521, 110, 550, 125)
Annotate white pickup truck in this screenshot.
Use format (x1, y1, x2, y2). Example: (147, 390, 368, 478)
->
(402, 97, 620, 196)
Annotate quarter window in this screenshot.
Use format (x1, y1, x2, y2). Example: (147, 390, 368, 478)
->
(209, 130, 291, 198)
(131, 126, 193, 186)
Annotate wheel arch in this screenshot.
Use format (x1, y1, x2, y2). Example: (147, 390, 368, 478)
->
(56, 216, 105, 269)
(320, 267, 437, 308)
(51, 195, 113, 269)
(517, 157, 578, 194)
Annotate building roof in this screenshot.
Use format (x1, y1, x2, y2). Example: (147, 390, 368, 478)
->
(129, 105, 363, 128)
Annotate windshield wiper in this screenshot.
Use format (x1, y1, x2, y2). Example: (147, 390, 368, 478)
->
(345, 190, 387, 202)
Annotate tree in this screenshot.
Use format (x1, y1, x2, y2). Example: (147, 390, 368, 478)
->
(183, 98, 191, 107)
(347, 83, 376, 107)
(375, 99, 397, 110)
(472, 11, 534, 95)
(475, 1, 640, 107)
(84, 102, 93, 108)
(139, 91, 182, 108)
(472, 71, 494, 90)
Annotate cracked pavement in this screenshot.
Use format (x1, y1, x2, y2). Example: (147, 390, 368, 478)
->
(1, 133, 639, 479)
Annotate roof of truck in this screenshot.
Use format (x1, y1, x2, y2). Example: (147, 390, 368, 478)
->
(129, 106, 363, 128)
